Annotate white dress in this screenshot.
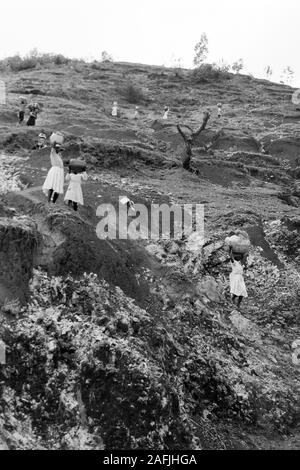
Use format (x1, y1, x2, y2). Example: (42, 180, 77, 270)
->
(163, 110, 169, 120)
(42, 149, 64, 195)
(64, 172, 88, 205)
(112, 105, 118, 117)
(229, 260, 248, 297)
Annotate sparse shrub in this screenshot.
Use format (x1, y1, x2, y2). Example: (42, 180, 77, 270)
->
(215, 59, 231, 73)
(192, 63, 231, 83)
(53, 54, 70, 65)
(101, 51, 113, 62)
(281, 66, 295, 85)
(117, 83, 146, 104)
(90, 61, 102, 70)
(232, 58, 244, 74)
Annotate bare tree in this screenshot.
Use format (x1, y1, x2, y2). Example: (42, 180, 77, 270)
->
(193, 34, 209, 67)
(177, 110, 211, 170)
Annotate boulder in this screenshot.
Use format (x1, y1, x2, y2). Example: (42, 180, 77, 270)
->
(197, 276, 222, 303)
(229, 310, 261, 343)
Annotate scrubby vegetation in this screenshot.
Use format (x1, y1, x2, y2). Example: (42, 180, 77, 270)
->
(116, 82, 147, 104)
(0, 50, 70, 72)
(192, 63, 231, 83)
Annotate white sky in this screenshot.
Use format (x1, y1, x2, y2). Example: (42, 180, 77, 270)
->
(0, 0, 299, 85)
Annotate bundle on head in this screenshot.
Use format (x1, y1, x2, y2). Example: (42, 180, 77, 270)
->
(235, 229, 249, 240)
(69, 159, 86, 174)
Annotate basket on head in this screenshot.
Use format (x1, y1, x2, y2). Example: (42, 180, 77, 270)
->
(50, 132, 64, 145)
(69, 159, 86, 174)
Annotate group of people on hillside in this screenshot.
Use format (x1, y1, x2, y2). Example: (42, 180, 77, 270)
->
(110, 102, 222, 122)
(18, 97, 40, 126)
(42, 142, 87, 211)
(16, 93, 247, 310)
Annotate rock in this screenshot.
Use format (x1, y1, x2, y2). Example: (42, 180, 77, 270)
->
(165, 241, 180, 255)
(1, 299, 21, 316)
(117, 318, 129, 334)
(0, 438, 8, 450)
(229, 310, 261, 342)
(203, 241, 224, 258)
(0, 217, 40, 304)
(197, 277, 222, 302)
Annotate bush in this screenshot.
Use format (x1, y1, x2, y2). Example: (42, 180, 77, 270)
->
(5, 55, 38, 72)
(53, 54, 70, 65)
(192, 63, 231, 83)
(0, 51, 70, 72)
(117, 83, 146, 104)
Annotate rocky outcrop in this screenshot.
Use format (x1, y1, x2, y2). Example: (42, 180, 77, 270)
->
(0, 217, 40, 304)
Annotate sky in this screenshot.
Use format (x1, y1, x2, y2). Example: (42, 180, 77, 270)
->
(0, 0, 299, 86)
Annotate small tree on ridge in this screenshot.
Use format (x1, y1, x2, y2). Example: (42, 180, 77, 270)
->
(193, 33, 208, 67)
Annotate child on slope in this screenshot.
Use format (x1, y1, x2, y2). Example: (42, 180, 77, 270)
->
(64, 170, 88, 211)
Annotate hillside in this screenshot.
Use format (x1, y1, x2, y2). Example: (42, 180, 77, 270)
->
(0, 60, 299, 450)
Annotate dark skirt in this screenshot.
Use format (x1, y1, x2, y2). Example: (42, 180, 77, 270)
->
(18, 111, 25, 123)
(27, 116, 36, 126)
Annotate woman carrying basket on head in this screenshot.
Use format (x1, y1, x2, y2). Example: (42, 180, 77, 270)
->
(229, 252, 248, 308)
(42, 143, 64, 203)
(225, 229, 250, 308)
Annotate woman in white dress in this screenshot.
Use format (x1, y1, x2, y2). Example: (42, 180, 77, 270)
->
(42, 144, 64, 203)
(162, 106, 169, 120)
(112, 101, 118, 117)
(229, 255, 248, 308)
(64, 171, 88, 211)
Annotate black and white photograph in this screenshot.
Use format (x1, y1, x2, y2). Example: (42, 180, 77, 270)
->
(0, 0, 299, 456)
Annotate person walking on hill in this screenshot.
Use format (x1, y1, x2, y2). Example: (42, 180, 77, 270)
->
(163, 106, 170, 120)
(203, 108, 211, 127)
(42, 143, 64, 203)
(217, 103, 222, 119)
(18, 97, 27, 124)
(27, 103, 39, 126)
(112, 101, 119, 117)
(64, 170, 88, 211)
(37, 133, 47, 149)
(229, 253, 248, 308)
